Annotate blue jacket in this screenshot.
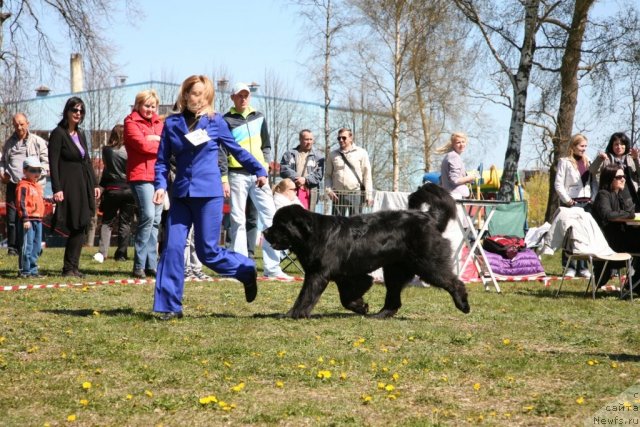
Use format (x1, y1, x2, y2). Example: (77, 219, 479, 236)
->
(155, 113, 267, 198)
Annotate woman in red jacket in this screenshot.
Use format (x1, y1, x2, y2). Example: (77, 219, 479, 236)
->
(124, 90, 164, 278)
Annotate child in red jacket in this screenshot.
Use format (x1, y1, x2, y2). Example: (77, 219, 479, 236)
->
(16, 157, 45, 278)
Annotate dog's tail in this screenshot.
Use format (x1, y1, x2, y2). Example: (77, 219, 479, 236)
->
(407, 183, 457, 233)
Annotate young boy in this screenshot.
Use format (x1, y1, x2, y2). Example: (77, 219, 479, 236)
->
(16, 157, 45, 278)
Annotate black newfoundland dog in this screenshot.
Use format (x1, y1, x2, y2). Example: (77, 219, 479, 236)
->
(263, 183, 470, 319)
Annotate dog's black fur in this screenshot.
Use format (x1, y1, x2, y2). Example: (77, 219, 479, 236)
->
(263, 183, 469, 319)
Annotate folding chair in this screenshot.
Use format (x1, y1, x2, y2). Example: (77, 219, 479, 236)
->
(555, 226, 633, 299)
(280, 250, 304, 275)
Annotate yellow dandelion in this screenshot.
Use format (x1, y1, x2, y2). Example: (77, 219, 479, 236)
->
(43, 423, 50, 427)
(623, 401, 632, 409)
(382, 367, 389, 372)
(198, 397, 210, 405)
(370, 362, 378, 371)
(610, 362, 619, 369)
(387, 394, 397, 400)
(79, 399, 89, 406)
(329, 359, 337, 365)
(317, 356, 324, 363)
(587, 360, 599, 366)
(144, 390, 153, 398)
(277, 350, 286, 357)
(126, 394, 133, 400)
(200, 359, 209, 365)
(231, 382, 245, 392)
(402, 358, 409, 365)
(502, 338, 511, 346)
(27, 345, 38, 353)
(275, 380, 284, 388)
(503, 413, 512, 418)
(392, 373, 400, 381)
(523, 405, 534, 412)
(377, 382, 386, 390)
(340, 372, 347, 380)
(385, 384, 395, 392)
(81, 382, 92, 390)
(408, 336, 415, 341)
(92, 311, 100, 316)
(576, 396, 585, 405)
(473, 383, 481, 391)
(316, 370, 332, 379)
(381, 347, 388, 353)
(297, 364, 306, 369)
(441, 375, 448, 383)
(0, 336, 5, 344)
(361, 394, 372, 404)
(217, 400, 228, 408)
(223, 361, 232, 368)
(94, 368, 102, 375)
(67, 414, 76, 422)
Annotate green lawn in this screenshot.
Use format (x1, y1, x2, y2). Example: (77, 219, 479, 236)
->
(0, 248, 638, 426)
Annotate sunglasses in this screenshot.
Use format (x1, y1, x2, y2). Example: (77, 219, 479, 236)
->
(27, 168, 42, 174)
(614, 175, 626, 181)
(337, 136, 348, 141)
(71, 107, 84, 114)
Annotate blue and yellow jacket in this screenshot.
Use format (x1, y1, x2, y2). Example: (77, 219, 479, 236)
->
(222, 106, 271, 170)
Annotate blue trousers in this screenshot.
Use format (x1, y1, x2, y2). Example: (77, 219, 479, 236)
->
(19, 220, 42, 275)
(153, 196, 256, 313)
(131, 182, 162, 271)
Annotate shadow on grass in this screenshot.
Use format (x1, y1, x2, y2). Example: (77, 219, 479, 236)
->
(251, 311, 410, 320)
(41, 307, 156, 320)
(588, 352, 640, 362)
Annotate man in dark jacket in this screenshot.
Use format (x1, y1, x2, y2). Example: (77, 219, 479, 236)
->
(280, 129, 324, 211)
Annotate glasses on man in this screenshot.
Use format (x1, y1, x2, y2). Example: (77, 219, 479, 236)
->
(27, 168, 42, 174)
(71, 107, 84, 114)
(337, 136, 348, 141)
(614, 175, 626, 181)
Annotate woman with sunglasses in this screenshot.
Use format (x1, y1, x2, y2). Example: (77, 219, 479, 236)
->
(591, 164, 640, 288)
(49, 97, 100, 277)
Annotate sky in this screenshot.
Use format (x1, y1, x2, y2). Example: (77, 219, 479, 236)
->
(34, 0, 627, 173)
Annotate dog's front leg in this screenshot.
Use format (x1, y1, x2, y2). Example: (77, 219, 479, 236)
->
(287, 274, 329, 319)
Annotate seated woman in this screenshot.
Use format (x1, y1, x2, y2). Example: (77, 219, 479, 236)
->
(273, 178, 303, 211)
(591, 163, 640, 287)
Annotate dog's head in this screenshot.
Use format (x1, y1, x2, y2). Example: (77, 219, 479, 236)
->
(264, 205, 312, 251)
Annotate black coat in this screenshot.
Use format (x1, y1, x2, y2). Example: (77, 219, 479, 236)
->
(49, 125, 97, 233)
(592, 189, 639, 252)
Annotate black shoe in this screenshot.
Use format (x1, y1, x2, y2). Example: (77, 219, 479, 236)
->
(241, 269, 258, 303)
(62, 270, 84, 278)
(159, 311, 183, 321)
(144, 269, 157, 276)
(132, 269, 146, 279)
(8, 248, 18, 256)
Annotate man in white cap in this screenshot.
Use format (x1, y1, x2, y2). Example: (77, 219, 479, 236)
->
(0, 113, 49, 256)
(222, 82, 292, 280)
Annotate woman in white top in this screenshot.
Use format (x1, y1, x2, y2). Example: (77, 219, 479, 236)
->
(437, 132, 478, 199)
(273, 178, 304, 211)
(554, 133, 596, 278)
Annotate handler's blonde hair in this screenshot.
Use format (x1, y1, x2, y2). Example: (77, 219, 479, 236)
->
(133, 89, 160, 113)
(565, 133, 590, 169)
(174, 75, 215, 116)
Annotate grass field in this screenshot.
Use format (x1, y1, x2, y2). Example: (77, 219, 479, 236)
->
(0, 247, 638, 426)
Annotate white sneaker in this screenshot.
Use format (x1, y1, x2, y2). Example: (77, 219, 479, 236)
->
(565, 267, 576, 278)
(267, 272, 294, 281)
(579, 269, 591, 279)
(93, 253, 104, 263)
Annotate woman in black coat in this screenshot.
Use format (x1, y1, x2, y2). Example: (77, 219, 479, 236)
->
(49, 97, 100, 277)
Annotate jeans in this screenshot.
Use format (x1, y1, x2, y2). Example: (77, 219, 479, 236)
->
(229, 171, 283, 276)
(131, 182, 162, 271)
(19, 220, 42, 275)
(6, 181, 18, 251)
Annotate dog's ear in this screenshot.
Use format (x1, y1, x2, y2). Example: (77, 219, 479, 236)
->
(287, 206, 313, 241)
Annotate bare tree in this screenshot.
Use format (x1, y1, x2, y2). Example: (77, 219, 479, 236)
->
(0, 0, 138, 97)
(295, 0, 352, 168)
(453, 0, 562, 201)
(257, 70, 303, 185)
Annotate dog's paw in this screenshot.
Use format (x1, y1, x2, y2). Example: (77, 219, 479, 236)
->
(345, 299, 369, 315)
(452, 288, 470, 314)
(370, 308, 398, 319)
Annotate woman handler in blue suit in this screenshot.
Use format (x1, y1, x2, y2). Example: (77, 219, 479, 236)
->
(152, 75, 268, 320)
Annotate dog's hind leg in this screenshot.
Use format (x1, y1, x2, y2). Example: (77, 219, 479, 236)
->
(370, 264, 413, 319)
(416, 263, 470, 314)
(335, 274, 373, 315)
(286, 273, 330, 319)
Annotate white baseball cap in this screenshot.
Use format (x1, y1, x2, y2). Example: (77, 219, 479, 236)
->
(231, 82, 251, 95)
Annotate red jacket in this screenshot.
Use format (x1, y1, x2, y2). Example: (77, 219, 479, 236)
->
(124, 110, 164, 182)
(16, 179, 45, 220)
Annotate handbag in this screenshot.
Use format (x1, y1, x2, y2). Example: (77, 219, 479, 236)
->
(339, 152, 366, 191)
